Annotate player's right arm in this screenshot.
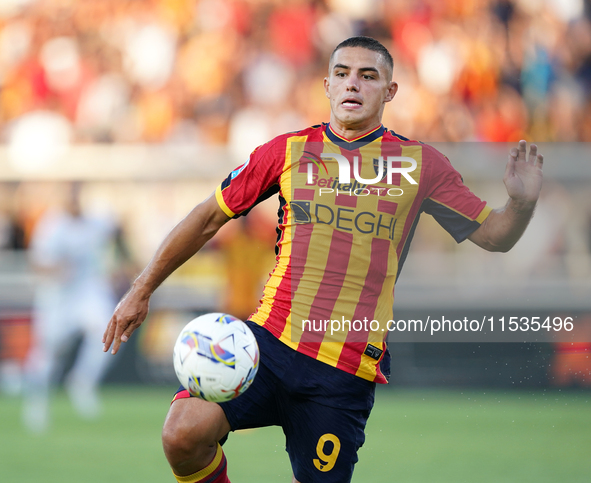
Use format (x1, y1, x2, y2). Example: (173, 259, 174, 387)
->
(102, 193, 230, 355)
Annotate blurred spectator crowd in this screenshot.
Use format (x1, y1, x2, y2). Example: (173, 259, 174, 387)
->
(1, 0, 591, 159)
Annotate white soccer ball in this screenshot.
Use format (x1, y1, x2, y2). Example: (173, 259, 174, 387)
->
(172, 313, 260, 402)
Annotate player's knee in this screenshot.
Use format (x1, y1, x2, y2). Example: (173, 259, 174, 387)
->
(162, 415, 217, 467)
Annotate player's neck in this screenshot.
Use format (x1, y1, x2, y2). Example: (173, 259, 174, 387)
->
(328, 120, 383, 141)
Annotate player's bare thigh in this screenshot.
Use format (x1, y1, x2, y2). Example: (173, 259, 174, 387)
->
(162, 397, 231, 474)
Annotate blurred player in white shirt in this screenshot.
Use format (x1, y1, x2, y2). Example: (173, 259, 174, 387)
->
(22, 183, 128, 432)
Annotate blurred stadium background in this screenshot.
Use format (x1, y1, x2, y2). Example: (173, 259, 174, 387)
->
(1, 0, 590, 481)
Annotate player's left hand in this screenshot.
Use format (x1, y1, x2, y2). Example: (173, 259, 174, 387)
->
(503, 140, 544, 212)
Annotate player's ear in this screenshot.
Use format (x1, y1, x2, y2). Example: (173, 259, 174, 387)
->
(324, 77, 330, 99)
(384, 81, 398, 103)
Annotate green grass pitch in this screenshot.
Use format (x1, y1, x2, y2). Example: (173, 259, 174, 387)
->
(1, 386, 589, 482)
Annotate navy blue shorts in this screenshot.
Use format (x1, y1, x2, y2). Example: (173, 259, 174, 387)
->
(174, 321, 376, 483)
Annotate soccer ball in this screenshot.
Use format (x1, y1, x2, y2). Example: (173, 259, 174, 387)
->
(173, 313, 259, 402)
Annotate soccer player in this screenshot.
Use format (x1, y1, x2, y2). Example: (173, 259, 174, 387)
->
(24, 182, 129, 432)
(103, 37, 543, 482)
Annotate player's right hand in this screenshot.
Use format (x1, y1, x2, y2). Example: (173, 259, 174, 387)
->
(102, 286, 151, 355)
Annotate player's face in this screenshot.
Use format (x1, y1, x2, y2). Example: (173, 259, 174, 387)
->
(324, 47, 398, 135)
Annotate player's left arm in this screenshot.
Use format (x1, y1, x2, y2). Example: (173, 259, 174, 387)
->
(468, 140, 543, 252)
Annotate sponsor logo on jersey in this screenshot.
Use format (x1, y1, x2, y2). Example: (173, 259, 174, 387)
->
(364, 344, 384, 360)
(290, 201, 397, 240)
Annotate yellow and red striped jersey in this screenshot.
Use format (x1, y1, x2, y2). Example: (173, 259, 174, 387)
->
(215, 124, 491, 383)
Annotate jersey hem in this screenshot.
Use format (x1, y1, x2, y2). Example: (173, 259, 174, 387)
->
(251, 319, 388, 384)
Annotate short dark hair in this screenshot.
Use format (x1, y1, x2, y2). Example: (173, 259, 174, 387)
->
(329, 36, 393, 75)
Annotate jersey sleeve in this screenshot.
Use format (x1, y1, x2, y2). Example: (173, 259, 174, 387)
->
(215, 138, 284, 218)
(421, 146, 492, 243)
